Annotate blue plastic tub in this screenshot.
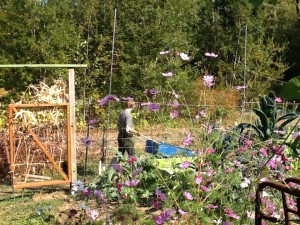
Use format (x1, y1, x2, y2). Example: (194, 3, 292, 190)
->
(145, 140, 194, 157)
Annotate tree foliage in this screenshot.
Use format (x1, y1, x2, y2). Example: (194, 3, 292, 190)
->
(0, 0, 298, 103)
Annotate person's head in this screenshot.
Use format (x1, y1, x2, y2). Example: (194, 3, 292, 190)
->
(127, 100, 136, 109)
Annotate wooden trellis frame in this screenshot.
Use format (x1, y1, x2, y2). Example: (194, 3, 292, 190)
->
(0, 64, 87, 189)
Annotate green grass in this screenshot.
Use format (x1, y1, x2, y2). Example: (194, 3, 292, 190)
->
(0, 193, 65, 225)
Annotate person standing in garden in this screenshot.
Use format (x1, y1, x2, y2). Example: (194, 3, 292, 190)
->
(117, 99, 139, 156)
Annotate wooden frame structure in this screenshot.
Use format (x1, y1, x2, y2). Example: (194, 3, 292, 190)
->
(0, 64, 87, 189)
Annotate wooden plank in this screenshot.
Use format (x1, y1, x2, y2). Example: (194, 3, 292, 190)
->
(69, 68, 77, 182)
(9, 103, 69, 108)
(14, 180, 70, 189)
(25, 174, 53, 181)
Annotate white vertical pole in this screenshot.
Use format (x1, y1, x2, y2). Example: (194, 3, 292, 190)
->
(69, 68, 77, 181)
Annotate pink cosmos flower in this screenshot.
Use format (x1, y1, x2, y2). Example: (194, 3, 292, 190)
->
(150, 88, 159, 95)
(128, 156, 137, 163)
(288, 182, 297, 188)
(172, 90, 179, 98)
(183, 132, 192, 146)
(260, 148, 268, 157)
(244, 139, 253, 146)
(132, 167, 143, 177)
(160, 50, 169, 55)
(162, 72, 174, 77)
(196, 175, 202, 185)
(207, 148, 215, 154)
(224, 208, 240, 219)
(156, 189, 167, 202)
(203, 75, 214, 87)
(82, 137, 91, 147)
(240, 177, 251, 188)
(88, 119, 98, 124)
(116, 182, 122, 193)
(200, 110, 206, 117)
(168, 100, 179, 108)
(275, 97, 283, 103)
(151, 199, 162, 210)
(170, 110, 179, 119)
(88, 209, 99, 222)
(206, 204, 218, 209)
(98, 95, 120, 106)
(201, 185, 210, 192)
(274, 130, 285, 135)
(94, 190, 107, 203)
(205, 52, 218, 58)
(180, 53, 190, 61)
(236, 85, 247, 91)
(154, 208, 174, 225)
(149, 103, 160, 111)
(179, 161, 191, 169)
(183, 191, 193, 200)
(178, 209, 187, 215)
(113, 164, 123, 173)
(124, 179, 140, 187)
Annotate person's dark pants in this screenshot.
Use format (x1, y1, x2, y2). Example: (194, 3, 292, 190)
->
(118, 133, 135, 156)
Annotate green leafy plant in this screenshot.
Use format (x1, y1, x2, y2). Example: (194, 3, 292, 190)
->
(238, 94, 298, 141)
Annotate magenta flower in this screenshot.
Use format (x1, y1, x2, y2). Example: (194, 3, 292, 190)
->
(156, 189, 167, 202)
(88, 119, 98, 125)
(201, 185, 210, 192)
(179, 161, 191, 169)
(260, 148, 268, 157)
(180, 52, 190, 61)
(244, 139, 253, 146)
(162, 72, 174, 77)
(275, 97, 283, 103)
(207, 148, 215, 154)
(236, 85, 247, 91)
(170, 110, 179, 119)
(112, 164, 123, 173)
(94, 190, 106, 203)
(183, 132, 192, 146)
(128, 155, 137, 163)
(132, 167, 143, 177)
(122, 96, 134, 101)
(205, 52, 218, 58)
(116, 182, 122, 193)
(200, 110, 206, 117)
(149, 103, 160, 111)
(206, 204, 218, 209)
(82, 187, 92, 196)
(98, 95, 120, 106)
(124, 179, 140, 187)
(168, 100, 179, 108)
(154, 208, 174, 225)
(274, 130, 285, 135)
(224, 208, 240, 219)
(178, 209, 187, 215)
(151, 199, 162, 210)
(82, 137, 91, 147)
(184, 191, 193, 200)
(196, 175, 202, 185)
(160, 50, 169, 55)
(203, 75, 214, 87)
(88, 209, 99, 222)
(150, 88, 159, 95)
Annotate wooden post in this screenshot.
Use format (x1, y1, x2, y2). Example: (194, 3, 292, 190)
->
(69, 68, 77, 182)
